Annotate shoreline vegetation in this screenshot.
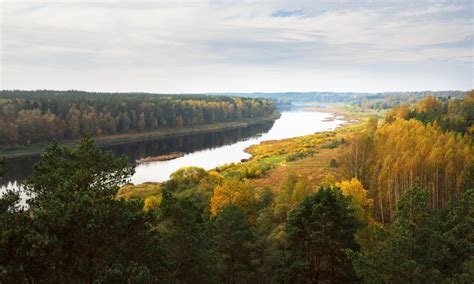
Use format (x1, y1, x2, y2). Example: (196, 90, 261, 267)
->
(136, 152, 185, 164)
(118, 106, 377, 199)
(0, 112, 281, 159)
(115, 107, 368, 200)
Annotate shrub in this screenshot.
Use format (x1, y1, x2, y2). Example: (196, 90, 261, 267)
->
(321, 138, 346, 149)
(286, 150, 315, 162)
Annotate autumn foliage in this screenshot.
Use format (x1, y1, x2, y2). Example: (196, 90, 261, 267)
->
(210, 179, 257, 218)
(341, 93, 473, 222)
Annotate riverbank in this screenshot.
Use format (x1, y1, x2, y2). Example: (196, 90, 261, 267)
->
(117, 115, 364, 200)
(0, 113, 281, 159)
(117, 106, 379, 199)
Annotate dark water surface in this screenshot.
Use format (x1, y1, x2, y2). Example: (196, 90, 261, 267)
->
(0, 110, 344, 191)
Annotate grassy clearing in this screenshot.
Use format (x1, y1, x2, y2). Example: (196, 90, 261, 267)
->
(244, 121, 364, 191)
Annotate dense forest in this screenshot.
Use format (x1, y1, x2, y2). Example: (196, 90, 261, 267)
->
(0, 90, 277, 146)
(1, 92, 473, 282)
(340, 93, 473, 222)
(386, 93, 474, 133)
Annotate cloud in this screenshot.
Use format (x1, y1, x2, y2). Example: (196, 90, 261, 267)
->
(271, 9, 306, 18)
(1, 1, 472, 92)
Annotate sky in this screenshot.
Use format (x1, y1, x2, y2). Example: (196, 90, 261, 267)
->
(1, 0, 473, 93)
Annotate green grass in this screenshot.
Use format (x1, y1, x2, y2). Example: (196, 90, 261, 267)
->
(263, 155, 287, 165)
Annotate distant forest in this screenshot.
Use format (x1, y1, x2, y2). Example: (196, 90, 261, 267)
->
(217, 90, 466, 109)
(0, 90, 277, 146)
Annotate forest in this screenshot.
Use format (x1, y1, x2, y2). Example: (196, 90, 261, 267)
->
(0, 92, 473, 283)
(219, 90, 465, 108)
(0, 90, 277, 146)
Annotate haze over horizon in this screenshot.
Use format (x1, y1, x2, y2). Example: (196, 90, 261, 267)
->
(1, 0, 473, 93)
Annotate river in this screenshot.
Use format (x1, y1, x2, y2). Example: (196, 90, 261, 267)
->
(0, 110, 345, 192)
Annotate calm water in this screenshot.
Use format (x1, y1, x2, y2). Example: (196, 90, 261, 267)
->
(0, 110, 344, 191)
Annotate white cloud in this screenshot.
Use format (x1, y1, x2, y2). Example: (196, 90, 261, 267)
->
(1, 0, 472, 92)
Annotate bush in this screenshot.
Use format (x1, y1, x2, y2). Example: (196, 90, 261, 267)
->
(219, 161, 274, 180)
(329, 158, 338, 167)
(321, 138, 346, 149)
(286, 150, 315, 162)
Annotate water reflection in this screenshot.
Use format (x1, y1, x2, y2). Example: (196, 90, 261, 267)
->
(131, 111, 345, 183)
(0, 110, 345, 189)
(0, 121, 274, 189)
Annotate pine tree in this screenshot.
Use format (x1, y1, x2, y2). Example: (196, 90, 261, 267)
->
(278, 187, 361, 283)
(158, 190, 214, 282)
(349, 184, 468, 283)
(212, 205, 254, 283)
(2, 137, 167, 282)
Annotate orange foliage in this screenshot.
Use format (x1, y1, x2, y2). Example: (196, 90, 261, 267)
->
(210, 179, 257, 219)
(385, 105, 410, 122)
(465, 90, 474, 103)
(416, 96, 442, 113)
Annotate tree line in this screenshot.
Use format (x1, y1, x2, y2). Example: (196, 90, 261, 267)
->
(0, 90, 276, 145)
(386, 91, 474, 134)
(218, 90, 465, 108)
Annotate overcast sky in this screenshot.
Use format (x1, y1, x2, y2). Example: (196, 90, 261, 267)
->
(1, 0, 473, 93)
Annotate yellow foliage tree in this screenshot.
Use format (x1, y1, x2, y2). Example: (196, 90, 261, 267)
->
(337, 178, 379, 248)
(385, 105, 410, 122)
(338, 178, 373, 220)
(274, 174, 313, 221)
(210, 179, 257, 222)
(464, 89, 474, 103)
(143, 195, 162, 211)
(416, 96, 442, 113)
(370, 119, 473, 221)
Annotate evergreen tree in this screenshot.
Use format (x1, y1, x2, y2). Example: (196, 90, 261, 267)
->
(212, 204, 254, 283)
(1, 137, 167, 282)
(350, 184, 473, 282)
(439, 189, 474, 282)
(277, 187, 361, 283)
(158, 189, 214, 282)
